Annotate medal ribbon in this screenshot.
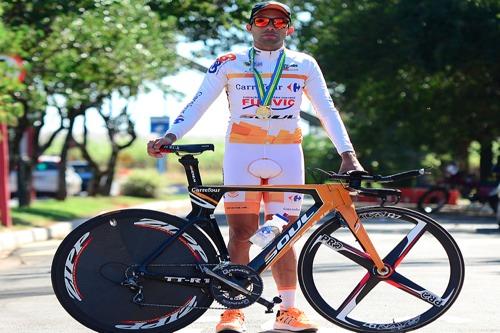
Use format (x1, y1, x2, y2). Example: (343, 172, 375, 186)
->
(249, 47, 286, 108)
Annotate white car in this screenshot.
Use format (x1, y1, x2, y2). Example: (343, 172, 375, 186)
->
(10, 156, 82, 196)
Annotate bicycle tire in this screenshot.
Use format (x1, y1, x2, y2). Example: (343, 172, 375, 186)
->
(298, 206, 464, 332)
(417, 187, 450, 213)
(51, 209, 219, 333)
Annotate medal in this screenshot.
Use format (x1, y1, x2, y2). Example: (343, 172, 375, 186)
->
(256, 105, 272, 119)
(249, 47, 286, 119)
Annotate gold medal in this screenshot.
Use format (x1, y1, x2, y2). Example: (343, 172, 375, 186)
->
(256, 105, 271, 119)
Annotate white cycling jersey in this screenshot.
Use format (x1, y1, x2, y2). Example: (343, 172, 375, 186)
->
(166, 46, 354, 153)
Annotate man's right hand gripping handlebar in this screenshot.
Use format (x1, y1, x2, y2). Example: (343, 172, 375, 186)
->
(147, 133, 177, 158)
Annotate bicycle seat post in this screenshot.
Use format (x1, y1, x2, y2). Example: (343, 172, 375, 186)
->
(179, 154, 203, 188)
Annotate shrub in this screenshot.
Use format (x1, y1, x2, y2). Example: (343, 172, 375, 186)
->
(121, 170, 163, 198)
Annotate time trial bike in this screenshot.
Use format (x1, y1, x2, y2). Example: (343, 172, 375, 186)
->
(51, 144, 464, 332)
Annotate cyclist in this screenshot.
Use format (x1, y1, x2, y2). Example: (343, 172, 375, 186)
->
(147, 1, 364, 332)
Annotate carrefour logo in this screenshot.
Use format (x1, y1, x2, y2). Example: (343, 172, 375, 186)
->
(287, 83, 301, 92)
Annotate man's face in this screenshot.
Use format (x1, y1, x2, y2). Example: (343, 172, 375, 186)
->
(246, 8, 294, 50)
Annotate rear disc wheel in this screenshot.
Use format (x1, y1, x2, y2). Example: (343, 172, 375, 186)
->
(51, 209, 218, 333)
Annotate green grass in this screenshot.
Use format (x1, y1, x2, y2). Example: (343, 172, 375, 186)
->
(1, 195, 184, 231)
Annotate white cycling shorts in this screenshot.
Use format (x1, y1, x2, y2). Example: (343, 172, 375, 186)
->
(223, 143, 304, 216)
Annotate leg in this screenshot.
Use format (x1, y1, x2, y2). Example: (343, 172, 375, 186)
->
(269, 214, 298, 290)
(226, 213, 259, 264)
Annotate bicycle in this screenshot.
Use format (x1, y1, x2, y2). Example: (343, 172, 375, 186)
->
(417, 169, 499, 214)
(51, 144, 465, 332)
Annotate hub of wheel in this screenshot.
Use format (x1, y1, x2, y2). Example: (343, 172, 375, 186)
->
(209, 264, 263, 309)
(374, 264, 393, 278)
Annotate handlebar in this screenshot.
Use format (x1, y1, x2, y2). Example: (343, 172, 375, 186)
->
(324, 168, 425, 183)
(317, 168, 426, 203)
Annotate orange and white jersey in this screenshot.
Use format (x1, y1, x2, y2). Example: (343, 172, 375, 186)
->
(166, 46, 354, 153)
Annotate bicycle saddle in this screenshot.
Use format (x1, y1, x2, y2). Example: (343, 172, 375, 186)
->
(160, 144, 215, 154)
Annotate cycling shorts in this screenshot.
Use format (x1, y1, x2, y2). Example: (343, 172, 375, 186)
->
(223, 143, 304, 216)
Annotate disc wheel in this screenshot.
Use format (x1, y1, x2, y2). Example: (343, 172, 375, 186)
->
(298, 206, 464, 332)
(51, 209, 218, 333)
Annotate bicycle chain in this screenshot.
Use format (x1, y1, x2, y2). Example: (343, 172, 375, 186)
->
(128, 263, 232, 310)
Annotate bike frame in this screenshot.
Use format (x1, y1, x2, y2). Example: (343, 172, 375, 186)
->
(137, 154, 385, 277)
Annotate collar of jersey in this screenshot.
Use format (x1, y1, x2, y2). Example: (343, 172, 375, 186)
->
(253, 44, 286, 58)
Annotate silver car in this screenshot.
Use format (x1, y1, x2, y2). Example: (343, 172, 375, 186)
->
(10, 156, 82, 196)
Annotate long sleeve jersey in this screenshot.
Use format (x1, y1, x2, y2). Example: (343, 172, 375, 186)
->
(166, 46, 354, 154)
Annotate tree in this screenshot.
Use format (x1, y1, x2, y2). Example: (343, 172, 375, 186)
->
(296, 0, 499, 179)
(75, 103, 137, 196)
(2, 0, 177, 202)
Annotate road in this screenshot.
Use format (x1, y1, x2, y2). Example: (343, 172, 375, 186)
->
(0, 211, 499, 333)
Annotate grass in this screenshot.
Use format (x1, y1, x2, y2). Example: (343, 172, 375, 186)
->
(1, 194, 184, 231)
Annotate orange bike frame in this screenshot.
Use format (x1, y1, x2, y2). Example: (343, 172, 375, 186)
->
(189, 183, 386, 272)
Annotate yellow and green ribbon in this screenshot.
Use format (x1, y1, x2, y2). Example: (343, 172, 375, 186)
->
(249, 47, 286, 108)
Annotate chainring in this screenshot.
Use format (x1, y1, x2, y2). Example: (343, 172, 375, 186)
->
(209, 264, 263, 309)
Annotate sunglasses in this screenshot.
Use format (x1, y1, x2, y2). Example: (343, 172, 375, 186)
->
(253, 17, 290, 29)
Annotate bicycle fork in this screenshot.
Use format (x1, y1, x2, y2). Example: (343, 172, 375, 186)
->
(335, 191, 388, 274)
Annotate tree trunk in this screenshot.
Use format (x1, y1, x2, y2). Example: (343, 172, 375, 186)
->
(100, 149, 118, 196)
(56, 117, 75, 200)
(479, 139, 493, 182)
(16, 156, 33, 207)
(87, 172, 102, 196)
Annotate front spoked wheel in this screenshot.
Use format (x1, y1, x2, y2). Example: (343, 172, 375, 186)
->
(51, 209, 219, 333)
(298, 206, 464, 332)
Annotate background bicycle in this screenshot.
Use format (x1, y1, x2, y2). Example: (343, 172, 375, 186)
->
(417, 163, 499, 214)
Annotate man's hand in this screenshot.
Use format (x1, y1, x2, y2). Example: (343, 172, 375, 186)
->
(339, 151, 364, 174)
(147, 133, 177, 158)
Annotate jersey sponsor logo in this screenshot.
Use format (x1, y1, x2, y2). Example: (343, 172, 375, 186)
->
(174, 92, 203, 124)
(287, 82, 301, 92)
(244, 60, 263, 67)
(284, 63, 299, 71)
(208, 53, 236, 74)
(236, 84, 283, 91)
(240, 114, 295, 119)
(241, 97, 296, 110)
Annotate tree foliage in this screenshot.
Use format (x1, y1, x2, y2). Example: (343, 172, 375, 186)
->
(296, 0, 499, 177)
(0, 5, 23, 126)
(2, 0, 178, 202)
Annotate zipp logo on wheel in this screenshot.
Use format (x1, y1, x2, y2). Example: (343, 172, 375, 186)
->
(64, 232, 92, 301)
(115, 297, 198, 330)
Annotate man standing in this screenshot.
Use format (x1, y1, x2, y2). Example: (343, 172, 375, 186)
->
(147, 1, 363, 332)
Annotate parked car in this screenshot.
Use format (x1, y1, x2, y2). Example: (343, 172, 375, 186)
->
(10, 156, 82, 197)
(68, 160, 94, 192)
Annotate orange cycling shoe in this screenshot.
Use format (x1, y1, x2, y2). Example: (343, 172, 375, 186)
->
(274, 307, 319, 332)
(216, 309, 246, 333)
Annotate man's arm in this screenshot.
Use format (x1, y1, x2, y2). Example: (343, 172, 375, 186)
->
(147, 54, 231, 158)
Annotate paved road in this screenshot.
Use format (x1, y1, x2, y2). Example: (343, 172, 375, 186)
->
(0, 211, 499, 333)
